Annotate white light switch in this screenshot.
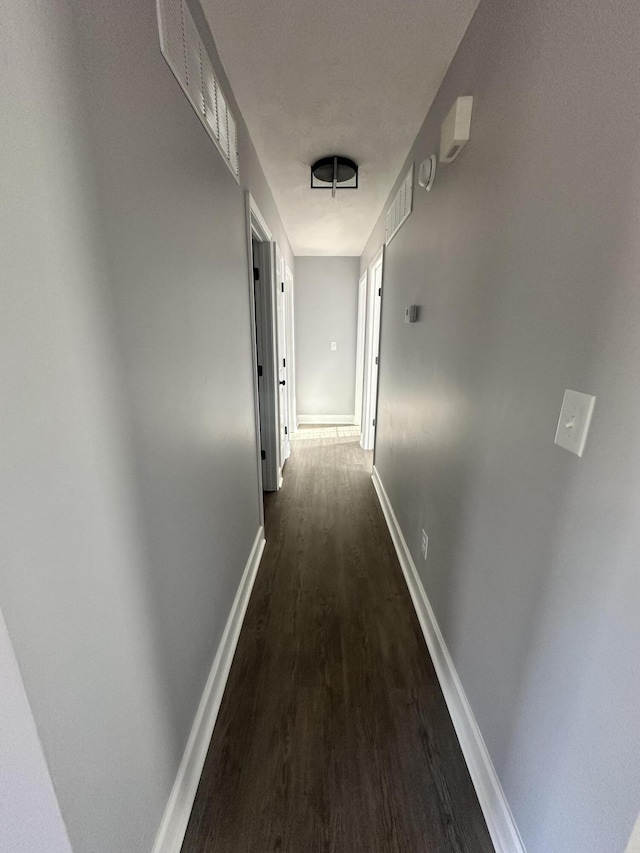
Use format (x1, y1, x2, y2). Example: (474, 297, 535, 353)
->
(330, 341, 337, 351)
(554, 390, 596, 457)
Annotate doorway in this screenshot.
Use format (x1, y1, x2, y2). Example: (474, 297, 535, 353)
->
(274, 245, 291, 471)
(246, 193, 294, 504)
(354, 270, 367, 429)
(284, 262, 297, 440)
(360, 247, 384, 451)
(247, 195, 278, 499)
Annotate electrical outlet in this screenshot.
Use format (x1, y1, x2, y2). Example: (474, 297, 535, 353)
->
(420, 529, 428, 560)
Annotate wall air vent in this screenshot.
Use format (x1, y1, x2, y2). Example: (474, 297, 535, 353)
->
(157, 0, 239, 181)
(385, 164, 414, 246)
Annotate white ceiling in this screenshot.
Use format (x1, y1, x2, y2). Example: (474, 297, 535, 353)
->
(201, 0, 479, 256)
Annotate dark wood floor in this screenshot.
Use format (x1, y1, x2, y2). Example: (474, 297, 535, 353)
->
(181, 430, 493, 852)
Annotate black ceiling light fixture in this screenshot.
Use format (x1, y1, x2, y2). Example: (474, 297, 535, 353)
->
(310, 156, 358, 197)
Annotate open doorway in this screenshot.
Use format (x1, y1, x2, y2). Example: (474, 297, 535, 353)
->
(284, 262, 297, 439)
(354, 269, 367, 430)
(274, 244, 291, 468)
(246, 193, 294, 508)
(360, 247, 384, 451)
(247, 194, 278, 501)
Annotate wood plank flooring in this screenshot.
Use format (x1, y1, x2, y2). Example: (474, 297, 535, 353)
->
(181, 430, 493, 852)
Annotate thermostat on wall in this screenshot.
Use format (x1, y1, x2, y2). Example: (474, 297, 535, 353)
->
(418, 155, 437, 191)
(440, 96, 473, 163)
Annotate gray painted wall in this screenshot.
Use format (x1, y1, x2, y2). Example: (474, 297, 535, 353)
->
(295, 257, 360, 418)
(0, 0, 291, 851)
(361, 0, 640, 850)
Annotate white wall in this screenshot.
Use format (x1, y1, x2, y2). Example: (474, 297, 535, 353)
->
(0, 0, 291, 851)
(295, 256, 360, 420)
(361, 0, 640, 850)
(0, 608, 72, 853)
(627, 816, 640, 853)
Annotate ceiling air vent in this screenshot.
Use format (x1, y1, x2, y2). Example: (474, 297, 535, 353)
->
(385, 164, 414, 246)
(157, 0, 239, 181)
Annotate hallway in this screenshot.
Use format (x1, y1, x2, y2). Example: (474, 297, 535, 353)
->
(181, 429, 492, 852)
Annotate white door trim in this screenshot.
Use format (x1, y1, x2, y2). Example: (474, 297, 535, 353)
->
(246, 192, 279, 494)
(284, 263, 297, 434)
(248, 192, 272, 241)
(245, 193, 265, 523)
(274, 244, 290, 471)
(354, 270, 367, 427)
(361, 247, 384, 451)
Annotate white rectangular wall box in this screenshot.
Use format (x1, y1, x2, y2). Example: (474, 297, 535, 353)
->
(440, 96, 473, 163)
(554, 389, 596, 457)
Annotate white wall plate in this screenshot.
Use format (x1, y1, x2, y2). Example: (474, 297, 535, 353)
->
(554, 389, 596, 457)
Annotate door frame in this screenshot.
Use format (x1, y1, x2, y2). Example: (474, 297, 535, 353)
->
(245, 192, 280, 501)
(354, 270, 367, 427)
(284, 263, 297, 435)
(274, 244, 290, 477)
(361, 246, 384, 451)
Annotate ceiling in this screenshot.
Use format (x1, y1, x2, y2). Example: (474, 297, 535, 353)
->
(201, 0, 479, 256)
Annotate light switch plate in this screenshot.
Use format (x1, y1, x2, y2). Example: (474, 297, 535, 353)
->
(330, 341, 337, 351)
(554, 390, 596, 457)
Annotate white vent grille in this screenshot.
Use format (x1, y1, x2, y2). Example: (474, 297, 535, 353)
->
(202, 51, 218, 135)
(158, 0, 186, 84)
(227, 109, 239, 177)
(157, 0, 239, 182)
(385, 164, 414, 246)
(217, 81, 228, 157)
(184, 7, 201, 102)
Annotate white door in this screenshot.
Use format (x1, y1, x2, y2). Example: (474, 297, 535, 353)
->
(354, 271, 367, 428)
(247, 193, 280, 494)
(361, 249, 384, 451)
(252, 238, 274, 488)
(284, 264, 297, 437)
(274, 246, 290, 469)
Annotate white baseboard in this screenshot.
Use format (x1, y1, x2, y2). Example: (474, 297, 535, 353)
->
(297, 414, 356, 425)
(371, 468, 526, 853)
(152, 526, 266, 853)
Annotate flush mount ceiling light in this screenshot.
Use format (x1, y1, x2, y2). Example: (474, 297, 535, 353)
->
(310, 156, 358, 197)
